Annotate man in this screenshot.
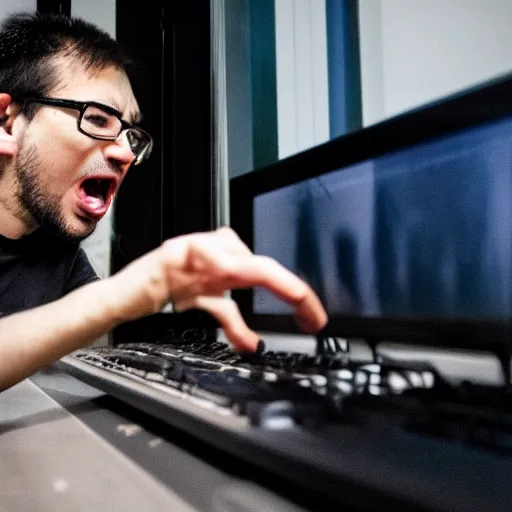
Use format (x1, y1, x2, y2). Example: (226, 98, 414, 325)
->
(0, 12, 327, 390)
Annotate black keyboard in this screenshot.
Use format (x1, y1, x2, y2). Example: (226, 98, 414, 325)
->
(70, 336, 512, 455)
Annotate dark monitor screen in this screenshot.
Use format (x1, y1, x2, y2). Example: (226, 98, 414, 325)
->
(253, 115, 512, 320)
(231, 73, 512, 350)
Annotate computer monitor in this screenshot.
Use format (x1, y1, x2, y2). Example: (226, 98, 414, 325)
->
(231, 72, 512, 353)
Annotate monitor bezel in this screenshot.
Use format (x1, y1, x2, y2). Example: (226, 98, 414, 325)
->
(230, 72, 512, 352)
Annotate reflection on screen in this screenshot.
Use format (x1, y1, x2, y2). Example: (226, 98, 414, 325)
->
(254, 116, 512, 319)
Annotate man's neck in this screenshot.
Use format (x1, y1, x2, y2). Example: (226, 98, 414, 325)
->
(0, 215, 36, 240)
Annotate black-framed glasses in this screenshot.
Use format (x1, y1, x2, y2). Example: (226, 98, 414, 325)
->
(24, 97, 153, 166)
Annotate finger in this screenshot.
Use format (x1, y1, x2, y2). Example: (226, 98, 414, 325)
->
(220, 255, 328, 333)
(174, 295, 260, 352)
(163, 234, 328, 333)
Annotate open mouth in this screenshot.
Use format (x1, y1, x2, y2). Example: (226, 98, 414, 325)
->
(77, 176, 118, 219)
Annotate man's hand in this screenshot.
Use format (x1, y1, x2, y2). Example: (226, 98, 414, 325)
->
(0, 227, 327, 389)
(109, 227, 328, 351)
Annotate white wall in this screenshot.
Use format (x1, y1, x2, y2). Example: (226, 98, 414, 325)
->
(0, 0, 36, 18)
(72, 0, 116, 39)
(275, 0, 330, 159)
(359, 0, 512, 126)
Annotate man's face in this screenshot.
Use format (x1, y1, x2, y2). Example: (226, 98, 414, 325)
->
(13, 59, 141, 243)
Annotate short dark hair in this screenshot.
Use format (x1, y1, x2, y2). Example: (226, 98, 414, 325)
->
(0, 12, 133, 116)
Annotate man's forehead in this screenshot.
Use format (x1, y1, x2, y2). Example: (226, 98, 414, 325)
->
(51, 58, 141, 123)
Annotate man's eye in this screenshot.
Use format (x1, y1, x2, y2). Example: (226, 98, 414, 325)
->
(84, 113, 110, 127)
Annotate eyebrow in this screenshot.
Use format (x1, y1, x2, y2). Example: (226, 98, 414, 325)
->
(102, 97, 143, 125)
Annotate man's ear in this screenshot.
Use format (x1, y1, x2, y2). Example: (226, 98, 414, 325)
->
(0, 93, 19, 156)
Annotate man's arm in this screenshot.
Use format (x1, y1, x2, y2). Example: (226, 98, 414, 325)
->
(0, 278, 122, 390)
(0, 227, 327, 390)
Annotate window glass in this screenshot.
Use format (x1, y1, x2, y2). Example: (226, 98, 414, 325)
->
(213, 0, 512, 226)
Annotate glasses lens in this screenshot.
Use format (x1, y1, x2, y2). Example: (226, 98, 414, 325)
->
(126, 128, 153, 165)
(80, 105, 153, 165)
(81, 105, 121, 138)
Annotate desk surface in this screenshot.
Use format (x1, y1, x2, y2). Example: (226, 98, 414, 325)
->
(0, 368, 306, 512)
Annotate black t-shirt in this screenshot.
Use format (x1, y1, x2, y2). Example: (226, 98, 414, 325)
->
(0, 230, 99, 317)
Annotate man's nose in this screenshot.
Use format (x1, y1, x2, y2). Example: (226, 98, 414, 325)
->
(103, 135, 136, 172)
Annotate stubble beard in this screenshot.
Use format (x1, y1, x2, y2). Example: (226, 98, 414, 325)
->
(14, 137, 94, 244)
